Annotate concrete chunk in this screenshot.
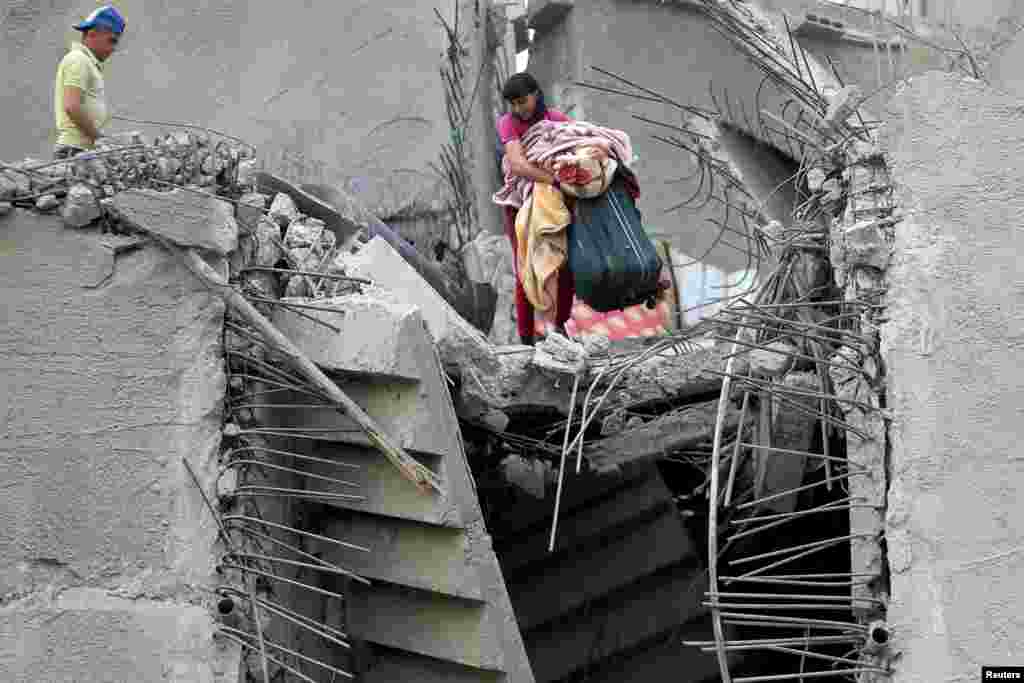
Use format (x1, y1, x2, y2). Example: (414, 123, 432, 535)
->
(271, 295, 425, 382)
(344, 237, 496, 368)
(61, 184, 101, 228)
(235, 192, 268, 233)
(268, 192, 299, 229)
(112, 188, 238, 256)
(748, 340, 797, 377)
(844, 219, 892, 270)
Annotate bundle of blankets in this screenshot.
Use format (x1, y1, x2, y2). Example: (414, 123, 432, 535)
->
(492, 120, 672, 340)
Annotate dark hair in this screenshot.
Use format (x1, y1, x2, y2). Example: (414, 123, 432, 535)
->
(502, 72, 540, 101)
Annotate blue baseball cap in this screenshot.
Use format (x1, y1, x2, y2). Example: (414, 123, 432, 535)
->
(74, 6, 126, 35)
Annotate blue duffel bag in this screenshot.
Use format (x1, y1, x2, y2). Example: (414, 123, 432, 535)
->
(567, 168, 663, 312)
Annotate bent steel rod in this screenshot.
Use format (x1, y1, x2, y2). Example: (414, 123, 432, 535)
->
(223, 445, 360, 470)
(218, 586, 351, 644)
(224, 552, 365, 584)
(220, 460, 359, 488)
(223, 515, 370, 553)
(164, 245, 443, 494)
(221, 561, 348, 601)
(215, 630, 323, 683)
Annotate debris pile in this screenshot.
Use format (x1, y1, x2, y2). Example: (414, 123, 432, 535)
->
(0, 131, 252, 231)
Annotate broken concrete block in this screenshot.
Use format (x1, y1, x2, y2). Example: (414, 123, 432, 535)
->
(820, 178, 843, 202)
(252, 216, 283, 266)
(240, 270, 280, 300)
(748, 340, 797, 377)
(271, 294, 426, 382)
(112, 188, 238, 256)
(586, 400, 738, 473)
(849, 140, 881, 161)
(235, 193, 268, 234)
(532, 332, 586, 375)
(228, 233, 256, 279)
(35, 194, 59, 212)
(0, 201, 11, 217)
(824, 84, 862, 127)
(268, 192, 300, 229)
(0, 170, 29, 200)
(284, 216, 326, 248)
(843, 220, 892, 270)
(283, 274, 311, 298)
(61, 183, 101, 228)
(806, 167, 827, 192)
(343, 237, 496, 368)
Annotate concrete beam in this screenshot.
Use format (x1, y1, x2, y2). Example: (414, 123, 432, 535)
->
(584, 399, 740, 474)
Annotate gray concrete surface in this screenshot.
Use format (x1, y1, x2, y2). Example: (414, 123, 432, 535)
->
(879, 71, 1024, 683)
(1, 0, 458, 215)
(0, 211, 232, 680)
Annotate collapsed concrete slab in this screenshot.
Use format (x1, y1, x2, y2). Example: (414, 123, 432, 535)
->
(252, 278, 535, 682)
(344, 236, 498, 369)
(585, 399, 739, 474)
(271, 294, 427, 382)
(111, 188, 238, 256)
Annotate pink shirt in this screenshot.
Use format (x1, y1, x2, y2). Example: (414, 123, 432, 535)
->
(497, 109, 571, 145)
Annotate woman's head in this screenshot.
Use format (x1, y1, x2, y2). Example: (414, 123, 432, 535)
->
(502, 72, 545, 121)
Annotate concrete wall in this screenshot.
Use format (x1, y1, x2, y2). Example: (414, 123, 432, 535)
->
(0, 211, 234, 681)
(1, 0, 457, 215)
(878, 71, 1024, 682)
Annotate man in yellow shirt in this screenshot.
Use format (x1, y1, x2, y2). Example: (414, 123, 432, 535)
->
(54, 6, 126, 159)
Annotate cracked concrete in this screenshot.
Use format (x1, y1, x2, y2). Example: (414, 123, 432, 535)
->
(879, 71, 1024, 683)
(0, 209, 232, 680)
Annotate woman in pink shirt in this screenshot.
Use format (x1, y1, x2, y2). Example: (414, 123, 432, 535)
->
(497, 72, 574, 345)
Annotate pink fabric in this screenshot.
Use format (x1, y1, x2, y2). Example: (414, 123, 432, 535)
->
(564, 267, 674, 341)
(497, 109, 571, 145)
(565, 297, 672, 341)
(492, 120, 634, 210)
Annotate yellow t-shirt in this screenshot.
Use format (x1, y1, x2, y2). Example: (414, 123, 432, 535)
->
(54, 44, 109, 149)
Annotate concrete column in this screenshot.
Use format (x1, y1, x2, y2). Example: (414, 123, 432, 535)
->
(465, 0, 507, 237)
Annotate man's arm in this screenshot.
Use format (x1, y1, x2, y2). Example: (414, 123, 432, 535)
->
(63, 86, 100, 144)
(505, 140, 558, 185)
